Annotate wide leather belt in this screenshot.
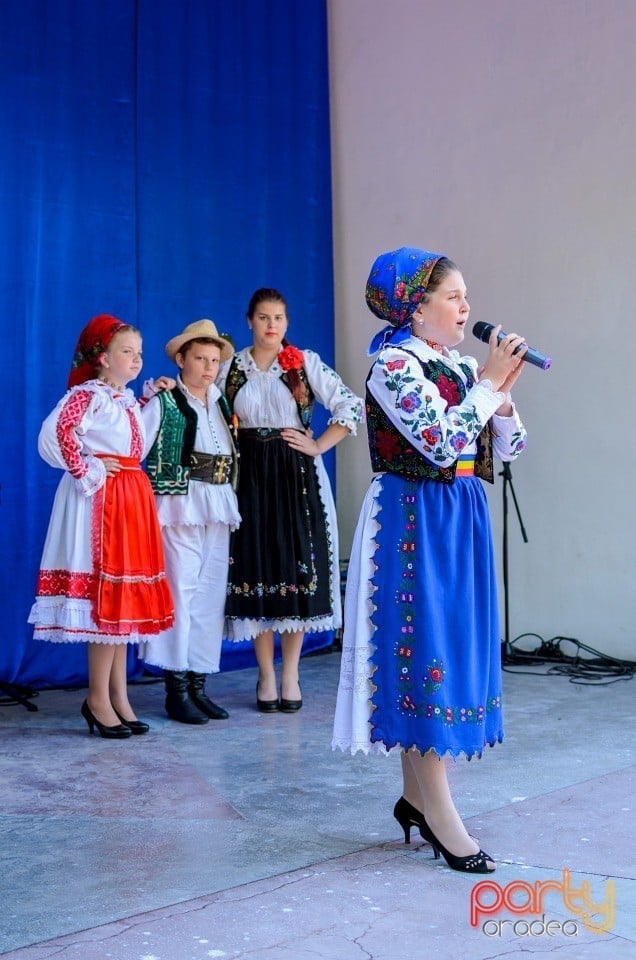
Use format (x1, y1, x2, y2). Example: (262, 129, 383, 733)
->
(189, 452, 233, 484)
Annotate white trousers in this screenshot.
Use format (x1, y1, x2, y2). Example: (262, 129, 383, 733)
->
(140, 522, 230, 673)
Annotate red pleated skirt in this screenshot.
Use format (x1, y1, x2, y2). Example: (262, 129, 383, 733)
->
(93, 456, 174, 635)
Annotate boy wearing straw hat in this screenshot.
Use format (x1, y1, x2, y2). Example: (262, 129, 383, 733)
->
(140, 320, 240, 723)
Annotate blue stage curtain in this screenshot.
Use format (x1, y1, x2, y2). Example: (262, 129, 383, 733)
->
(0, 0, 334, 688)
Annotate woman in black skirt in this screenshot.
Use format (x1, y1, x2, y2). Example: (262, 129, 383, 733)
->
(219, 289, 363, 712)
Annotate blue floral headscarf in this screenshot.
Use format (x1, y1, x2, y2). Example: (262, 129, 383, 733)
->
(365, 246, 444, 354)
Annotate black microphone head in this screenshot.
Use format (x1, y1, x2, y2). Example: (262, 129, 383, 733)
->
(472, 321, 493, 343)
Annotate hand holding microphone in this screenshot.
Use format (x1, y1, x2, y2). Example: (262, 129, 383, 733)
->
(471, 320, 551, 400)
(472, 322, 552, 371)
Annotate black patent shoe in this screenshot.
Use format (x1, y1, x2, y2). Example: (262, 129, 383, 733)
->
(115, 710, 150, 735)
(393, 796, 492, 861)
(256, 682, 279, 713)
(81, 700, 132, 739)
(424, 829, 495, 873)
(279, 682, 302, 713)
(398, 801, 495, 873)
(279, 696, 302, 713)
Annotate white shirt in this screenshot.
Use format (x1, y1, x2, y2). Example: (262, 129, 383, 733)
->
(217, 347, 364, 432)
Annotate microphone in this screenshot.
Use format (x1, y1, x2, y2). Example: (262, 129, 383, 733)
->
(472, 321, 552, 371)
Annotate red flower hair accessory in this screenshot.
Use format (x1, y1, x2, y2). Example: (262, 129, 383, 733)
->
(278, 344, 304, 371)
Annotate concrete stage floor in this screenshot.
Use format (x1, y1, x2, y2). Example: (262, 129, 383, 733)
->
(0, 649, 633, 959)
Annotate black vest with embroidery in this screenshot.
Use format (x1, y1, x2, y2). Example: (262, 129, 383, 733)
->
(224, 356, 315, 428)
(366, 351, 494, 484)
(146, 387, 238, 494)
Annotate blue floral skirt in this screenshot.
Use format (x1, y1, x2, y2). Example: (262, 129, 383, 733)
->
(334, 472, 504, 759)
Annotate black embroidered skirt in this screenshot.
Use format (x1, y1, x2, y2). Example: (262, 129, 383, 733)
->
(225, 429, 334, 639)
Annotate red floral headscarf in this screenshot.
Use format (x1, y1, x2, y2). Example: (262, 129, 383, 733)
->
(67, 314, 127, 388)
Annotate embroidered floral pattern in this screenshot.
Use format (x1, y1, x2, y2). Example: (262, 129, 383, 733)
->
(424, 698, 500, 725)
(434, 372, 462, 408)
(226, 457, 322, 601)
(280, 367, 313, 428)
(365, 251, 440, 327)
(423, 659, 445, 694)
(367, 351, 489, 480)
(370, 487, 500, 732)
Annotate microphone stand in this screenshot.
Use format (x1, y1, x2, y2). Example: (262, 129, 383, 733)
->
(500, 462, 528, 654)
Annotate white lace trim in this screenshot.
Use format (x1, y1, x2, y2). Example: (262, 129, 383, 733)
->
(224, 612, 338, 643)
(327, 415, 359, 435)
(74, 456, 106, 496)
(28, 597, 136, 645)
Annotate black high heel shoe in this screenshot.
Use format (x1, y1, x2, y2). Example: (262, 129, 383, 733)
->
(81, 700, 132, 739)
(256, 682, 279, 713)
(393, 796, 432, 845)
(114, 710, 150, 735)
(419, 823, 495, 874)
(279, 684, 302, 713)
(393, 797, 494, 873)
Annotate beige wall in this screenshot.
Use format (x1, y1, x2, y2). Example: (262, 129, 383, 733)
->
(328, 0, 636, 658)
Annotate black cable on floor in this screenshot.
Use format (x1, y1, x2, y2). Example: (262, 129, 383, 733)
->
(502, 633, 635, 685)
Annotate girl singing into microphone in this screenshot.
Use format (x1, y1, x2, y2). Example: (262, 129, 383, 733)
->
(333, 247, 527, 874)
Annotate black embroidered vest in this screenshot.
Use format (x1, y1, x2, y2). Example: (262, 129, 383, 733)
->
(146, 387, 238, 494)
(366, 351, 494, 484)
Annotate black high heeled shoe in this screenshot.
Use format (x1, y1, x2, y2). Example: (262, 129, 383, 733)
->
(393, 797, 494, 873)
(393, 796, 430, 845)
(279, 684, 302, 713)
(256, 682, 279, 713)
(114, 710, 150, 735)
(81, 700, 132, 739)
(418, 823, 495, 874)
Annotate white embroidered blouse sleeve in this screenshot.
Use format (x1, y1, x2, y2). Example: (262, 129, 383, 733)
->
(490, 403, 527, 461)
(37, 388, 107, 496)
(140, 394, 162, 458)
(302, 350, 364, 434)
(367, 347, 511, 468)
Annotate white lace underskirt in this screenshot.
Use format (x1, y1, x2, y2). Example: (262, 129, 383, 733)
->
(28, 597, 136, 645)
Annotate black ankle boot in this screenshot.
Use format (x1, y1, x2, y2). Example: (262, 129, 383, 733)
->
(188, 672, 229, 720)
(164, 670, 209, 724)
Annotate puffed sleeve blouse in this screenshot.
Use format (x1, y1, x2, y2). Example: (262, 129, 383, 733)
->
(37, 381, 145, 496)
(218, 347, 364, 433)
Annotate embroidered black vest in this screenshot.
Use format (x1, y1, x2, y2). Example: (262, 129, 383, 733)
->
(224, 356, 315, 428)
(366, 351, 494, 484)
(146, 387, 238, 494)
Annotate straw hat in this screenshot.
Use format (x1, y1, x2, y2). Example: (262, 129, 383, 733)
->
(165, 319, 234, 362)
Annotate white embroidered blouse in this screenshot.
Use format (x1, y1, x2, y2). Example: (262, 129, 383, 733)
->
(217, 347, 364, 432)
(367, 336, 526, 464)
(37, 380, 145, 497)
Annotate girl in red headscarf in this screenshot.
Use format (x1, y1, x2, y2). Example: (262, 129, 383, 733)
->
(28, 315, 174, 738)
